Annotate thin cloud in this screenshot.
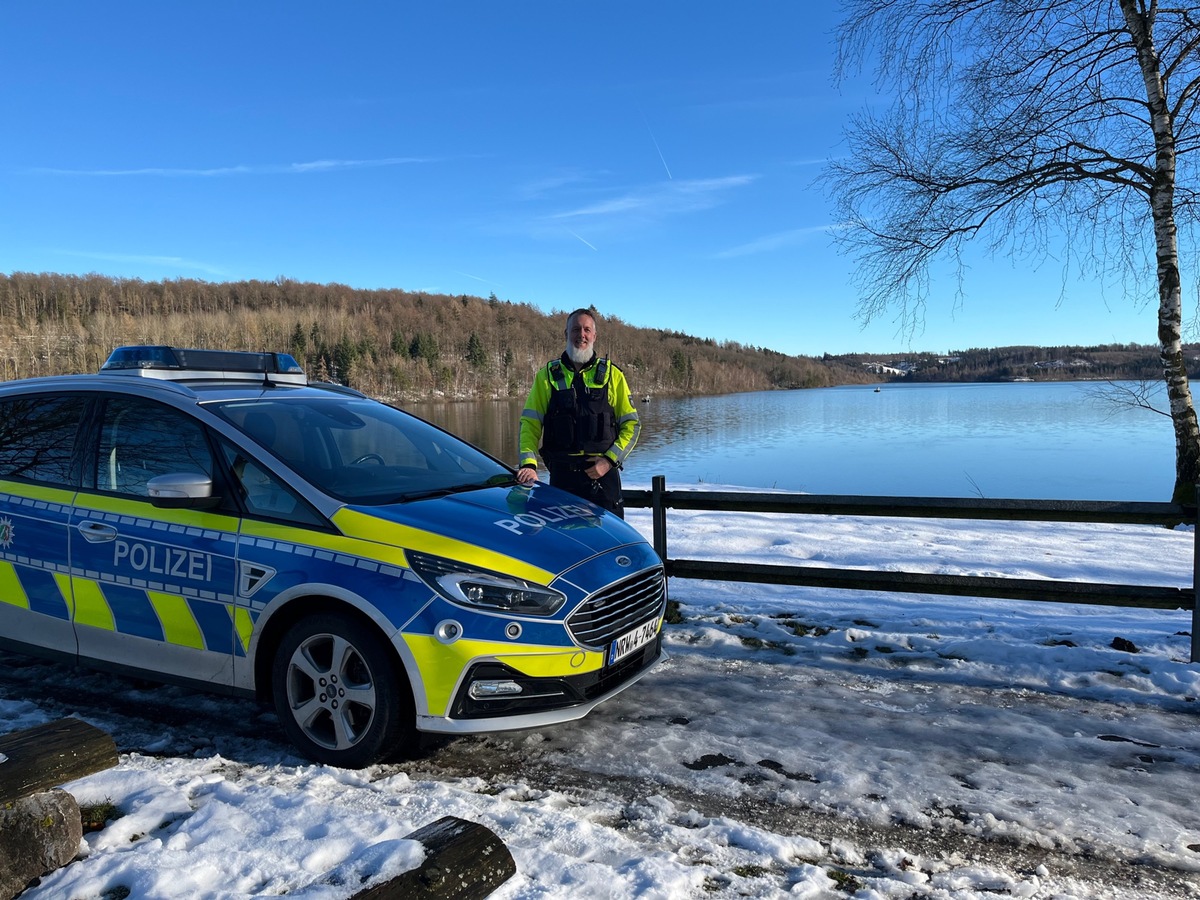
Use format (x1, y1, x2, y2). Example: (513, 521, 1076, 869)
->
(715, 224, 842, 259)
(29, 157, 434, 177)
(514, 171, 599, 201)
(551, 175, 756, 221)
(56, 250, 231, 276)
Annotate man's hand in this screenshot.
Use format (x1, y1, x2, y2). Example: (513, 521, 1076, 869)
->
(516, 466, 539, 485)
(585, 456, 613, 480)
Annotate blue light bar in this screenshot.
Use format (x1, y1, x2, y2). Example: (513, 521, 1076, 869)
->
(100, 346, 307, 384)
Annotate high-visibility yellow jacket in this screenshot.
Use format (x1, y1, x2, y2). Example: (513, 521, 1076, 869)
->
(519, 353, 640, 471)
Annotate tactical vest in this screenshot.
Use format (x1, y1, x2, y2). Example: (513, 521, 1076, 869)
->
(541, 357, 618, 457)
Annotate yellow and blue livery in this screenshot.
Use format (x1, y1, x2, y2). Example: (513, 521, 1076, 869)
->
(0, 347, 665, 767)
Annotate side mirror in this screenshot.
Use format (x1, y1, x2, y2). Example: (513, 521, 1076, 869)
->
(147, 473, 222, 510)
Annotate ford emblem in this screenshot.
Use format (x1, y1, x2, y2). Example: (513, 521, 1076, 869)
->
(615, 555, 632, 567)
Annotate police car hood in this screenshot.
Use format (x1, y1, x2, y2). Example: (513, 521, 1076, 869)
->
(337, 482, 646, 569)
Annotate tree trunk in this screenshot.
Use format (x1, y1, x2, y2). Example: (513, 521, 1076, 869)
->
(348, 816, 515, 900)
(1120, 0, 1200, 504)
(0, 718, 119, 806)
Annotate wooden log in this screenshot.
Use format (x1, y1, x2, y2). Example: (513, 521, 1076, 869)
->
(0, 718, 119, 806)
(349, 815, 516, 900)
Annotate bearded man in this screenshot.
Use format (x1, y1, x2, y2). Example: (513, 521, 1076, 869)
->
(515, 308, 640, 517)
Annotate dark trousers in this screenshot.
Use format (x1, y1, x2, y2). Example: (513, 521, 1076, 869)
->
(548, 463, 624, 518)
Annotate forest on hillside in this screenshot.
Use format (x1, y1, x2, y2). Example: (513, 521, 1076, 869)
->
(0, 272, 872, 401)
(830, 344, 1200, 383)
(0, 272, 1185, 400)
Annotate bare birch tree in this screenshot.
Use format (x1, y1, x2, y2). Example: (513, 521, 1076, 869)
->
(829, 0, 1200, 501)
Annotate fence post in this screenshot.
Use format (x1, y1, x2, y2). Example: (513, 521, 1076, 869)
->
(652, 475, 667, 563)
(1193, 486, 1199, 664)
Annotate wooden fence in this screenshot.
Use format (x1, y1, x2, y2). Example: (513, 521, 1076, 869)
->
(623, 476, 1200, 662)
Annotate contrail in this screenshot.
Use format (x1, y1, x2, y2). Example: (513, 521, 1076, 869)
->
(641, 112, 673, 180)
(567, 230, 598, 251)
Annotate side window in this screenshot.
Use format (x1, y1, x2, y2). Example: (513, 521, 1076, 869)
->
(0, 394, 86, 486)
(95, 397, 214, 496)
(220, 442, 325, 528)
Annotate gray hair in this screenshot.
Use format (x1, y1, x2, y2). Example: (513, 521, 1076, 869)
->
(565, 307, 598, 332)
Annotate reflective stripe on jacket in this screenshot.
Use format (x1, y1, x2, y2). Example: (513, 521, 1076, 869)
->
(519, 354, 640, 470)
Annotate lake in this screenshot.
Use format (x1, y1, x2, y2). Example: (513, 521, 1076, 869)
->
(406, 380, 1178, 501)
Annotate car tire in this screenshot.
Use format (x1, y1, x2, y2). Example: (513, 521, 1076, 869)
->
(271, 613, 414, 767)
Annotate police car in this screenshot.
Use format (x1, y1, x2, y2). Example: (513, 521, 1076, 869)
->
(0, 347, 665, 767)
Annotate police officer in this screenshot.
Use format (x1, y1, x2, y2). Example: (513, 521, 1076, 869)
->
(516, 308, 640, 517)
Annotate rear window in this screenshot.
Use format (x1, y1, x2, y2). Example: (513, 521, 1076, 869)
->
(0, 394, 87, 486)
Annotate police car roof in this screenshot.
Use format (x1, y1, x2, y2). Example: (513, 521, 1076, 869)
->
(100, 345, 308, 386)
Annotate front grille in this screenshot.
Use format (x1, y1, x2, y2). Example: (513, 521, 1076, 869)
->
(567, 566, 666, 649)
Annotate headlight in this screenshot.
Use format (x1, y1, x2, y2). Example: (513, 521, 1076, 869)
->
(407, 551, 566, 616)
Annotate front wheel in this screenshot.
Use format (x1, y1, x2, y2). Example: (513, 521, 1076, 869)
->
(271, 613, 414, 767)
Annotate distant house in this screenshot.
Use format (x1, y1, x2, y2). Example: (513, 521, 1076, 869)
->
(861, 362, 908, 376)
(1033, 358, 1092, 370)
(862, 356, 960, 377)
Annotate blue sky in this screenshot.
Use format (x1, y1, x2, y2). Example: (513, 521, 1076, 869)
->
(0, 2, 1174, 357)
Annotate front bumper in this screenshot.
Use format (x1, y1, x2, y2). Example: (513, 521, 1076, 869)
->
(415, 635, 664, 734)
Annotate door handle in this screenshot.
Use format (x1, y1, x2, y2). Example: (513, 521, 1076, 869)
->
(76, 521, 118, 543)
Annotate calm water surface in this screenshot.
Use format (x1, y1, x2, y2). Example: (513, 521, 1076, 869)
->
(407, 381, 1176, 501)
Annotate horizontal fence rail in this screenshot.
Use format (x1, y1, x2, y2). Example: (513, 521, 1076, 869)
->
(623, 476, 1200, 663)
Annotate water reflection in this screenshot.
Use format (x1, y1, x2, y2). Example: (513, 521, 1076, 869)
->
(406, 382, 1177, 501)
(405, 398, 526, 467)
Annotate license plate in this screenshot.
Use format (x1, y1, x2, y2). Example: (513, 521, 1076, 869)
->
(608, 619, 659, 665)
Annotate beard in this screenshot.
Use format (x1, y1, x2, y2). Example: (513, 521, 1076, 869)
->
(565, 342, 594, 367)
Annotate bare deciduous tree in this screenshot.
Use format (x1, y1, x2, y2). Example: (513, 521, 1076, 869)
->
(828, 0, 1200, 501)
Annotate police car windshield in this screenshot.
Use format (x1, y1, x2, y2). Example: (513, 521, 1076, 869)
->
(212, 396, 511, 505)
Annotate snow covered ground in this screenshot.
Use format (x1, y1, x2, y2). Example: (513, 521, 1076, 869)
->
(3, 490, 1200, 899)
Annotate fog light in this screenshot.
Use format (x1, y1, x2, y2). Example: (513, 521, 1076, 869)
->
(468, 680, 523, 699)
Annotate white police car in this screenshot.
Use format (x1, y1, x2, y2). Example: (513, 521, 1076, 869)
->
(0, 347, 665, 767)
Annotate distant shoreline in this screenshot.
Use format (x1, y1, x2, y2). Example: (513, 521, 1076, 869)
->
(0, 273, 1187, 398)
